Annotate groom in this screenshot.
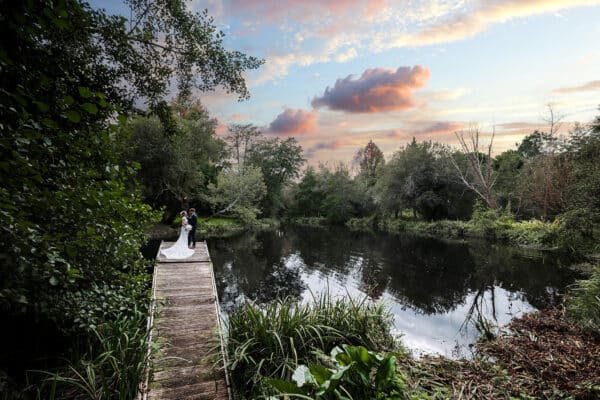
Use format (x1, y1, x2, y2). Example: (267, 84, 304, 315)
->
(188, 208, 198, 249)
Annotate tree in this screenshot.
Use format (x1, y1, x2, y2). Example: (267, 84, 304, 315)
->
(374, 138, 460, 219)
(246, 137, 305, 216)
(125, 109, 227, 218)
(493, 150, 524, 212)
(0, 0, 260, 337)
(206, 166, 267, 223)
(354, 140, 385, 186)
(226, 124, 262, 170)
(518, 130, 551, 158)
(450, 126, 499, 210)
(291, 167, 326, 217)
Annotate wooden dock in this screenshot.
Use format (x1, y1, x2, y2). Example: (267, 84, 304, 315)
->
(142, 241, 230, 400)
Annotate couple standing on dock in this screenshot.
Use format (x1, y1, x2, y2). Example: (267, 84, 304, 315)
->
(160, 208, 198, 260)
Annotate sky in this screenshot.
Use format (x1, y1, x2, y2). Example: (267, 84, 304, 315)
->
(94, 0, 600, 164)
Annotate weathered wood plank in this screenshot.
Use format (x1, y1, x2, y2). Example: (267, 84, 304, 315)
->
(143, 241, 230, 400)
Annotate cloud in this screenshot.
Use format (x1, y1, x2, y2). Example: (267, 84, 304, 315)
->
(412, 121, 463, 136)
(229, 113, 249, 121)
(498, 122, 545, 130)
(551, 80, 600, 94)
(311, 66, 430, 113)
(269, 108, 318, 135)
(388, 0, 600, 49)
(304, 140, 344, 158)
(208, 0, 600, 86)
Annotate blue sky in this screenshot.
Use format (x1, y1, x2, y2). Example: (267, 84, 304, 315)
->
(92, 0, 600, 163)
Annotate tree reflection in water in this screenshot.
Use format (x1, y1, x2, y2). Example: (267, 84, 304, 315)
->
(209, 225, 580, 356)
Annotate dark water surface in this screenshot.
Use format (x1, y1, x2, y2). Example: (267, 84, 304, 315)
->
(208, 225, 579, 358)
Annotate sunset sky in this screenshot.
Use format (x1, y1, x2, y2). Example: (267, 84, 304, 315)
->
(96, 0, 600, 163)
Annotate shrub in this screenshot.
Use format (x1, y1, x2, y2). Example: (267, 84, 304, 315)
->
(269, 344, 412, 400)
(34, 309, 151, 400)
(567, 263, 600, 335)
(226, 294, 398, 398)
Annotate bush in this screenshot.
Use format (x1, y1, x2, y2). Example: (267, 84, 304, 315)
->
(33, 309, 150, 400)
(567, 263, 600, 335)
(269, 344, 412, 400)
(226, 294, 398, 398)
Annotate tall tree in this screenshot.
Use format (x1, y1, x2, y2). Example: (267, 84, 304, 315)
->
(0, 0, 261, 332)
(450, 126, 499, 210)
(246, 137, 305, 216)
(354, 140, 385, 186)
(226, 124, 262, 170)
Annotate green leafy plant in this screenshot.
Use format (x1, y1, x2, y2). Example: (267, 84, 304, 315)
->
(226, 293, 398, 398)
(268, 344, 410, 400)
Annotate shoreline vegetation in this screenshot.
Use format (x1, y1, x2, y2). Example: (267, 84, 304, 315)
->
(292, 213, 598, 256)
(225, 294, 600, 399)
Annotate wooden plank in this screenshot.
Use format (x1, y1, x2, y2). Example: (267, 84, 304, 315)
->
(156, 241, 211, 263)
(143, 241, 230, 400)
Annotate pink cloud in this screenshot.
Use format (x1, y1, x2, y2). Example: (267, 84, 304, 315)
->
(229, 113, 249, 121)
(305, 140, 344, 158)
(411, 121, 463, 136)
(269, 108, 318, 135)
(552, 80, 600, 94)
(228, 0, 371, 23)
(311, 66, 430, 113)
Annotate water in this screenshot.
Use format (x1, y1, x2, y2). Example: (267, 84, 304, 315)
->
(207, 225, 579, 358)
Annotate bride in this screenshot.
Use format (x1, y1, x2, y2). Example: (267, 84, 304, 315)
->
(161, 210, 195, 259)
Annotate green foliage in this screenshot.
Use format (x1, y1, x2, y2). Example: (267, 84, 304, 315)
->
(268, 345, 411, 400)
(292, 167, 327, 218)
(124, 111, 227, 217)
(375, 139, 473, 221)
(0, 0, 260, 393)
(567, 263, 600, 334)
(206, 166, 267, 223)
(226, 294, 398, 398)
(246, 136, 305, 216)
(34, 310, 151, 400)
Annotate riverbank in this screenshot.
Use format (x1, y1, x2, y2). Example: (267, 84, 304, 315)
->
(399, 307, 600, 399)
(290, 215, 598, 255)
(224, 295, 600, 399)
(146, 217, 279, 240)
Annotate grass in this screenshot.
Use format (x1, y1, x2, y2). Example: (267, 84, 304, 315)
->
(567, 262, 600, 334)
(27, 310, 151, 400)
(225, 293, 399, 398)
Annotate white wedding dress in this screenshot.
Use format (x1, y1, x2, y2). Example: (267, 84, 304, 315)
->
(161, 217, 195, 260)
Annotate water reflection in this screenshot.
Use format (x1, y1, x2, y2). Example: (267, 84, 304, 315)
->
(209, 225, 578, 357)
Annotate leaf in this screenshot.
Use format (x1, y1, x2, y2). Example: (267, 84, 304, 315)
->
(375, 355, 397, 390)
(117, 114, 128, 125)
(78, 86, 92, 98)
(66, 110, 81, 123)
(81, 103, 98, 115)
(309, 364, 332, 385)
(35, 101, 49, 113)
(292, 365, 317, 388)
(49, 276, 59, 286)
(63, 95, 74, 105)
(267, 379, 305, 395)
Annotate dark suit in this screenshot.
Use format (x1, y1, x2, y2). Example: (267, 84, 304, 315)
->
(188, 214, 198, 247)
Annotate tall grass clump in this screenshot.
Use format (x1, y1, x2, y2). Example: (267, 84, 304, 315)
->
(226, 293, 398, 398)
(33, 309, 150, 400)
(567, 263, 600, 335)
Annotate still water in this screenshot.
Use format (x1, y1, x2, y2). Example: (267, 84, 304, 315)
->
(208, 225, 579, 358)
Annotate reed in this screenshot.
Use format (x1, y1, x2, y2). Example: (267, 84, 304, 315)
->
(33, 309, 150, 400)
(226, 292, 398, 398)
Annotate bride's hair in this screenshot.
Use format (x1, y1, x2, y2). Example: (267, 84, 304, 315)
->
(180, 210, 187, 217)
